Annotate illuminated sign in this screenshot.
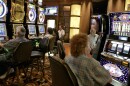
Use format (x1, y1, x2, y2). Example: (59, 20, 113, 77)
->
(0, 0, 7, 18)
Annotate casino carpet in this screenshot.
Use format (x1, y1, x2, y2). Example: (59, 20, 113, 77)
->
(0, 56, 52, 86)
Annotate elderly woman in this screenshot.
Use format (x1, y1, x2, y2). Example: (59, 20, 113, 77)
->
(65, 33, 112, 86)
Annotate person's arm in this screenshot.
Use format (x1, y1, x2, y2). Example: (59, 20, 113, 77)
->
(89, 58, 112, 86)
(62, 29, 65, 36)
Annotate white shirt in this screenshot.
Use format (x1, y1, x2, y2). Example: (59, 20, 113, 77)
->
(88, 34, 99, 50)
(58, 29, 65, 39)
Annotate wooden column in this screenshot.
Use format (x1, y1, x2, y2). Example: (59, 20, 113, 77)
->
(80, 0, 92, 34)
(107, 0, 125, 13)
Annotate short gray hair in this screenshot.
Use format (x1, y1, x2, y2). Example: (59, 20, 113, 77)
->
(16, 26, 26, 37)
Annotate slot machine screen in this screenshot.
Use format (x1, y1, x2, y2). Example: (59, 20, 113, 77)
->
(0, 23, 6, 36)
(109, 12, 130, 36)
(123, 46, 129, 54)
(111, 43, 117, 51)
(0, 37, 4, 41)
(28, 25, 36, 35)
(117, 44, 123, 52)
(0, 0, 7, 21)
(28, 0, 33, 3)
(38, 25, 45, 34)
(100, 58, 129, 84)
(47, 19, 55, 28)
(38, 7, 45, 24)
(27, 4, 36, 23)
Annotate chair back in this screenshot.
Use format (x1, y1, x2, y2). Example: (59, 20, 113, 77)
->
(39, 37, 49, 53)
(48, 36, 56, 52)
(49, 56, 78, 86)
(57, 40, 65, 59)
(13, 41, 33, 64)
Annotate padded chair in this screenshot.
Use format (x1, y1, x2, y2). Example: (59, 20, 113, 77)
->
(47, 36, 56, 56)
(12, 41, 33, 83)
(49, 56, 79, 86)
(57, 40, 65, 59)
(30, 37, 50, 79)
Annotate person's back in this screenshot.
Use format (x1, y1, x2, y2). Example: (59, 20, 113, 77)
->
(3, 26, 28, 52)
(65, 33, 111, 86)
(44, 28, 54, 39)
(65, 55, 111, 86)
(0, 26, 28, 78)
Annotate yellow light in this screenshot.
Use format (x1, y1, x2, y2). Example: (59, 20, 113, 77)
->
(125, 0, 130, 11)
(71, 4, 81, 16)
(70, 17, 80, 28)
(69, 29, 79, 39)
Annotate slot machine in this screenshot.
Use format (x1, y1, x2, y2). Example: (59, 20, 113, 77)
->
(0, 0, 8, 42)
(25, 0, 37, 39)
(37, 0, 45, 38)
(100, 12, 130, 86)
(10, 0, 25, 38)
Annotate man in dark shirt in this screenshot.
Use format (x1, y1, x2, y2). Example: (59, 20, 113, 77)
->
(0, 26, 29, 78)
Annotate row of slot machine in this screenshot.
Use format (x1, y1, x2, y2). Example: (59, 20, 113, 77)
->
(99, 12, 130, 86)
(0, 0, 45, 43)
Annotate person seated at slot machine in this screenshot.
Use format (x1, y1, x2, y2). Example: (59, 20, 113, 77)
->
(0, 26, 29, 79)
(65, 33, 112, 86)
(44, 27, 54, 39)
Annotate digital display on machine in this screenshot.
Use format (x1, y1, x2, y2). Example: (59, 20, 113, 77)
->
(111, 43, 117, 51)
(38, 25, 45, 34)
(123, 43, 130, 54)
(47, 19, 55, 28)
(119, 36, 128, 41)
(44, 6, 58, 15)
(38, 7, 45, 24)
(117, 44, 123, 52)
(123, 46, 129, 54)
(109, 12, 130, 36)
(0, 23, 6, 36)
(27, 4, 36, 23)
(28, 0, 33, 3)
(100, 58, 129, 84)
(0, 0, 7, 21)
(28, 25, 36, 35)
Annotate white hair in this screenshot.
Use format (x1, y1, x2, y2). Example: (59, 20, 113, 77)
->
(16, 26, 26, 37)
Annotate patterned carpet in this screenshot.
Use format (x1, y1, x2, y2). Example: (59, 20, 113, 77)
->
(0, 56, 52, 86)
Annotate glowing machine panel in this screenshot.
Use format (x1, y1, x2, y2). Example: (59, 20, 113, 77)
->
(38, 7, 45, 24)
(44, 6, 58, 15)
(100, 58, 129, 84)
(28, 25, 36, 35)
(0, 23, 7, 36)
(38, 25, 45, 34)
(0, 0, 7, 21)
(27, 4, 36, 23)
(47, 19, 55, 28)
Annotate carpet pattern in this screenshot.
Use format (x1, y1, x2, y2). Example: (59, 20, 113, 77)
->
(0, 56, 52, 86)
